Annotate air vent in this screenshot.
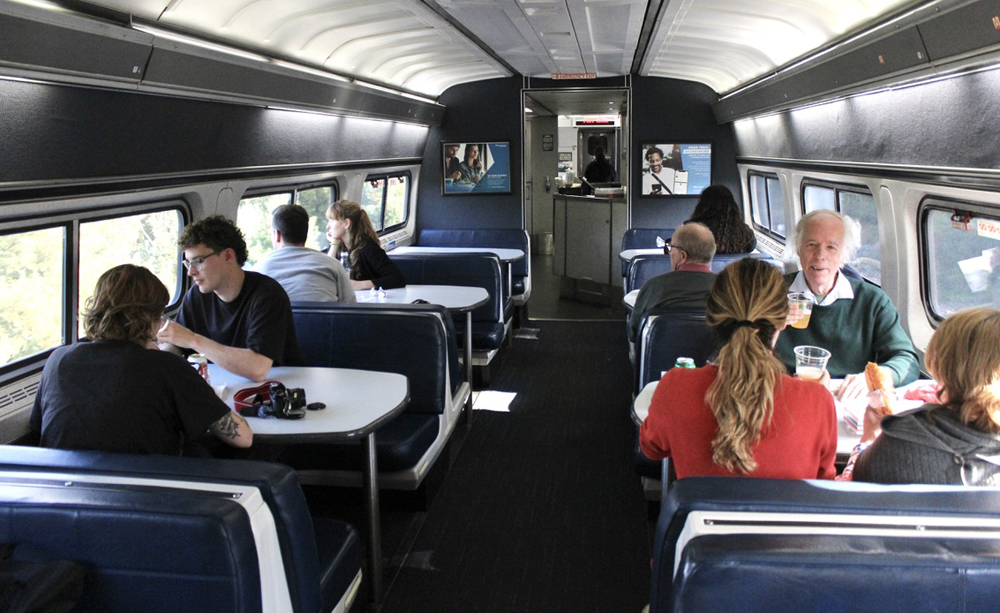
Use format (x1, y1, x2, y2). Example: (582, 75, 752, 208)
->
(0, 372, 41, 443)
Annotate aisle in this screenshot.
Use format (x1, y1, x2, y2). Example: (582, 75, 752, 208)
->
(379, 320, 650, 612)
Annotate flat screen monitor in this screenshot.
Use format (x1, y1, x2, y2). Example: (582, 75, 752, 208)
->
(442, 141, 511, 195)
(639, 143, 712, 196)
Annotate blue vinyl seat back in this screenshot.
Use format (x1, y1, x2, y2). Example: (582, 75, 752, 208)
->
(627, 253, 672, 294)
(709, 252, 785, 274)
(622, 228, 674, 277)
(840, 263, 864, 280)
(652, 477, 1000, 613)
(0, 446, 344, 613)
(637, 307, 715, 393)
(291, 302, 460, 413)
(418, 228, 530, 296)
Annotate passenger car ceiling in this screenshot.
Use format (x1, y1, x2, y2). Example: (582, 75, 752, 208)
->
(74, 0, 920, 97)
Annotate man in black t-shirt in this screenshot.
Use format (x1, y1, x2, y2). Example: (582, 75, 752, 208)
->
(158, 215, 302, 382)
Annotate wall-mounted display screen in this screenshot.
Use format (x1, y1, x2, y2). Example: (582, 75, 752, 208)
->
(442, 142, 511, 195)
(639, 143, 712, 196)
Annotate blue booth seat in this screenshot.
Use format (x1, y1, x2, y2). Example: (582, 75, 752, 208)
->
(417, 228, 531, 307)
(621, 228, 675, 278)
(0, 446, 361, 613)
(652, 477, 1000, 613)
(626, 253, 672, 294)
(285, 302, 468, 491)
(709, 251, 784, 273)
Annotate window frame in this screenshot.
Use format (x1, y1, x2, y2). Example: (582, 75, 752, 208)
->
(747, 170, 785, 241)
(0, 201, 189, 379)
(919, 196, 1000, 325)
(361, 171, 411, 234)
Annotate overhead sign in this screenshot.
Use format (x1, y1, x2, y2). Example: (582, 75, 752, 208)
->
(552, 73, 596, 80)
(575, 119, 615, 126)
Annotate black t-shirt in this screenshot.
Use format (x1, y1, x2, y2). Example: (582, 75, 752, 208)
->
(177, 270, 302, 366)
(350, 237, 406, 289)
(29, 340, 231, 456)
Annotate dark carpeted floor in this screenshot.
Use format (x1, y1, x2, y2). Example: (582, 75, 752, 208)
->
(377, 320, 651, 613)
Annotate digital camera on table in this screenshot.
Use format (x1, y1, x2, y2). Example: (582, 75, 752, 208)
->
(237, 381, 307, 420)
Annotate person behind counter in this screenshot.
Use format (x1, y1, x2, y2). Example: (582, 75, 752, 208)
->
(639, 258, 838, 480)
(686, 185, 757, 254)
(852, 307, 1000, 486)
(325, 199, 406, 290)
(30, 264, 252, 455)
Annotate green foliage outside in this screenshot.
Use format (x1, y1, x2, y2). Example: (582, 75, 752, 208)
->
(237, 188, 337, 267)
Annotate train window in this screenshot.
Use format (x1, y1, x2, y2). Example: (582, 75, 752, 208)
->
(923, 204, 1000, 319)
(238, 184, 337, 266)
(748, 171, 786, 239)
(802, 183, 881, 285)
(0, 226, 65, 367)
(360, 173, 410, 233)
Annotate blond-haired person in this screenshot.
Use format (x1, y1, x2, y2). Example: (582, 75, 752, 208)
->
(640, 258, 837, 479)
(325, 200, 405, 290)
(30, 264, 252, 455)
(854, 308, 1000, 485)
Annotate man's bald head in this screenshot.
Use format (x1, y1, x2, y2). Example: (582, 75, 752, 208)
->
(672, 222, 716, 263)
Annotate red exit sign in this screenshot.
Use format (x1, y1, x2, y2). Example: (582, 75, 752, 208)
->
(552, 73, 596, 80)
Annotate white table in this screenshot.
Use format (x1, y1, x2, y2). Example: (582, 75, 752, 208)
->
(623, 289, 639, 311)
(619, 247, 665, 262)
(356, 284, 488, 420)
(210, 365, 409, 603)
(390, 245, 524, 297)
(631, 378, 934, 458)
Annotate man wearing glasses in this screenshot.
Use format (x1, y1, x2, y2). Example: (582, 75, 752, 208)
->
(627, 222, 717, 343)
(158, 215, 302, 381)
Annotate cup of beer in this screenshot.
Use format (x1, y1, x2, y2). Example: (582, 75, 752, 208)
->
(793, 345, 831, 382)
(787, 292, 813, 329)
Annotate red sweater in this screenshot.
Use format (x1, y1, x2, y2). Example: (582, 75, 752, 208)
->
(639, 365, 838, 480)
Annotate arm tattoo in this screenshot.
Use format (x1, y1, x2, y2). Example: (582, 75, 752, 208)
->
(212, 412, 242, 440)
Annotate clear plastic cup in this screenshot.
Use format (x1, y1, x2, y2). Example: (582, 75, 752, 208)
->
(787, 292, 813, 329)
(794, 345, 831, 382)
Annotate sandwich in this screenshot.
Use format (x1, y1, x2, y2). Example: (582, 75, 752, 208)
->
(864, 361, 895, 413)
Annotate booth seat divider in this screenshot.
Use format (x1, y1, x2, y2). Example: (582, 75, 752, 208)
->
(0, 445, 361, 613)
(621, 228, 675, 278)
(285, 302, 468, 491)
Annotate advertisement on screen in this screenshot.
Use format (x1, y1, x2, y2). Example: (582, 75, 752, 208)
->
(442, 142, 511, 195)
(640, 143, 712, 196)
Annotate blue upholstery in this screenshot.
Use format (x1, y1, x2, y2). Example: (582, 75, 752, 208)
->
(0, 446, 360, 613)
(709, 252, 784, 274)
(626, 253, 671, 294)
(288, 301, 466, 489)
(652, 477, 1000, 613)
(841, 263, 864, 280)
(621, 228, 674, 277)
(417, 228, 531, 301)
(389, 253, 506, 351)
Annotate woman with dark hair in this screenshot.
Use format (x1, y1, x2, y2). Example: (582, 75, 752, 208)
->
(326, 200, 406, 290)
(852, 307, 1000, 485)
(457, 143, 484, 184)
(640, 258, 837, 479)
(30, 264, 252, 455)
(687, 184, 757, 254)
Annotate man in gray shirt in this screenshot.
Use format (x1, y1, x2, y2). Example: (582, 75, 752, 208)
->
(254, 204, 356, 303)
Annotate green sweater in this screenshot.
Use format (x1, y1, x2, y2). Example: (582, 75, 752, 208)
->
(774, 275, 920, 386)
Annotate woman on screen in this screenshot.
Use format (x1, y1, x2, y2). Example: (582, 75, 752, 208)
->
(639, 258, 837, 480)
(457, 143, 484, 184)
(325, 200, 406, 290)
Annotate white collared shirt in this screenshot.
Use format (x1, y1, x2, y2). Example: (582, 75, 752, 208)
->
(788, 270, 854, 306)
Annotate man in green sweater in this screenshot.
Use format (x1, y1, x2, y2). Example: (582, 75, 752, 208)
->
(775, 210, 919, 400)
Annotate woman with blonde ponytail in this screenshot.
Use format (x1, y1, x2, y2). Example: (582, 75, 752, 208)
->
(640, 258, 837, 479)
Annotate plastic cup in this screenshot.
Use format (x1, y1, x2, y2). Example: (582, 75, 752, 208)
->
(794, 345, 831, 382)
(787, 292, 813, 329)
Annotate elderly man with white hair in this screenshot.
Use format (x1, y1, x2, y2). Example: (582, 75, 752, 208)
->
(774, 210, 919, 399)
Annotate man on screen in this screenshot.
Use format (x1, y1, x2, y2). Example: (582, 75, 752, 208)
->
(642, 146, 676, 195)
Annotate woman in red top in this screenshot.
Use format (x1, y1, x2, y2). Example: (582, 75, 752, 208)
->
(639, 258, 838, 480)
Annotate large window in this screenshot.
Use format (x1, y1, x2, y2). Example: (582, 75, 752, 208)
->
(923, 202, 1000, 320)
(1, 206, 184, 371)
(748, 171, 785, 239)
(237, 183, 338, 267)
(802, 182, 882, 285)
(360, 173, 409, 233)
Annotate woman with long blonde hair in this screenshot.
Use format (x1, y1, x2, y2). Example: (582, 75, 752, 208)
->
(325, 200, 405, 290)
(640, 258, 837, 478)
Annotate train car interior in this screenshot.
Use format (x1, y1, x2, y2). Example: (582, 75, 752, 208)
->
(3, 0, 1000, 610)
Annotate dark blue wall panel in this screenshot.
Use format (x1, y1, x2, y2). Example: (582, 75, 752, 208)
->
(416, 77, 524, 231)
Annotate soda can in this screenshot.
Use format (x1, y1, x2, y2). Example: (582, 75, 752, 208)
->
(188, 353, 210, 384)
(674, 357, 695, 369)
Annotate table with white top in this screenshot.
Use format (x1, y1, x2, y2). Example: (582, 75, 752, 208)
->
(623, 289, 639, 312)
(631, 378, 934, 458)
(209, 364, 409, 602)
(356, 284, 489, 419)
(390, 245, 525, 296)
(619, 247, 665, 263)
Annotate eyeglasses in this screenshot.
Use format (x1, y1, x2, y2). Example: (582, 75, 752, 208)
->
(664, 241, 686, 255)
(183, 251, 222, 271)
